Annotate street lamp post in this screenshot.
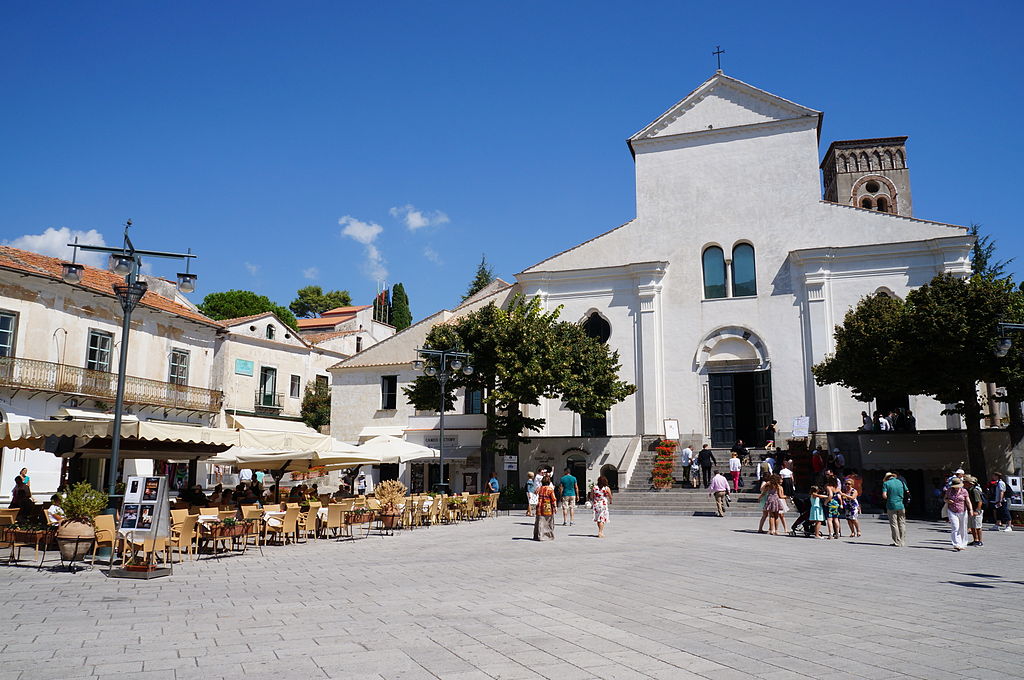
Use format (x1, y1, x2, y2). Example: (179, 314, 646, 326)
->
(995, 323, 1024, 358)
(62, 220, 197, 500)
(412, 348, 473, 493)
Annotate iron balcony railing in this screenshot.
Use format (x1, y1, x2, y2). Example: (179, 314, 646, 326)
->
(0, 356, 223, 413)
(254, 390, 283, 410)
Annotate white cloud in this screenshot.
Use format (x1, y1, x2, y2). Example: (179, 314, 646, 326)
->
(389, 204, 449, 231)
(5, 227, 107, 267)
(244, 262, 260, 276)
(423, 246, 442, 265)
(339, 215, 388, 281)
(302, 266, 320, 280)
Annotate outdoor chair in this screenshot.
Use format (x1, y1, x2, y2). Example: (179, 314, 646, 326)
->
(91, 513, 118, 567)
(427, 497, 442, 526)
(217, 509, 236, 521)
(122, 535, 169, 568)
(265, 505, 300, 545)
(200, 507, 220, 517)
(170, 508, 189, 528)
(323, 504, 343, 538)
(241, 506, 264, 546)
(168, 514, 198, 562)
(488, 493, 499, 518)
(298, 503, 319, 541)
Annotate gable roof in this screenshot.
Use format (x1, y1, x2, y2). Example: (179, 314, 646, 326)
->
(628, 71, 822, 155)
(322, 305, 371, 316)
(218, 311, 275, 326)
(0, 245, 220, 327)
(304, 329, 359, 344)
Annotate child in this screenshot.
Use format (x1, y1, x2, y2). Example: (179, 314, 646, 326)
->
(44, 494, 65, 526)
(809, 486, 827, 538)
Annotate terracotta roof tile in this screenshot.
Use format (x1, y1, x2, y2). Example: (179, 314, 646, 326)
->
(322, 305, 371, 316)
(219, 312, 274, 326)
(304, 329, 359, 344)
(0, 245, 221, 327)
(296, 316, 350, 328)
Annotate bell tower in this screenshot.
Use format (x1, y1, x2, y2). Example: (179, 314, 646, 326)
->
(821, 137, 913, 217)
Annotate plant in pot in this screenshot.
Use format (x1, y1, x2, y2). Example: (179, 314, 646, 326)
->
(56, 481, 108, 563)
(651, 440, 677, 490)
(374, 479, 407, 529)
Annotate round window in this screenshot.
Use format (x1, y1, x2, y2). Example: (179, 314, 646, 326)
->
(865, 181, 880, 194)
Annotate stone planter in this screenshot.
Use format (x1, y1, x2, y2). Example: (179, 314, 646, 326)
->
(56, 520, 95, 562)
(380, 512, 400, 529)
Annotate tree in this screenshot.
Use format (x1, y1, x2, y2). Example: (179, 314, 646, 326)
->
(198, 289, 298, 331)
(461, 254, 495, 302)
(813, 273, 1020, 481)
(300, 380, 331, 432)
(970, 223, 1013, 278)
(403, 296, 636, 483)
(391, 283, 412, 330)
(289, 285, 352, 318)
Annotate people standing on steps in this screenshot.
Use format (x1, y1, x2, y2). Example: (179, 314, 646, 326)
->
(728, 452, 742, 493)
(708, 469, 730, 517)
(697, 444, 717, 488)
(679, 444, 694, 488)
(778, 458, 795, 498)
(558, 468, 578, 526)
(730, 439, 749, 466)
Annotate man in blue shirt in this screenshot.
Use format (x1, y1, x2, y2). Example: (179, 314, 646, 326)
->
(559, 468, 579, 526)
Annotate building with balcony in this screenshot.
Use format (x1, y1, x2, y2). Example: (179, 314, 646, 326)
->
(0, 245, 223, 501)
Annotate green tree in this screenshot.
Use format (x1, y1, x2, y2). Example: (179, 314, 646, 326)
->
(199, 289, 298, 331)
(403, 296, 636, 483)
(391, 282, 412, 330)
(813, 273, 1020, 480)
(970, 223, 1013, 278)
(461, 254, 495, 302)
(300, 380, 331, 432)
(289, 285, 352, 318)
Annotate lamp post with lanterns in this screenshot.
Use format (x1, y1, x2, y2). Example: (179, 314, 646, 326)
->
(994, 323, 1024, 358)
(62, 220, 197, 499)
(412, 348, 473, 493)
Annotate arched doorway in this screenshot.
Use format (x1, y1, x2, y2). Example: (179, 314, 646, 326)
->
(564, 449, 588, 497)
(697, 328, 773, 448)
(600, 464, 619, 491)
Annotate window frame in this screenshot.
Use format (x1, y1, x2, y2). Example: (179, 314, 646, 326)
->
(266, 324, 276, 340)
(464, 387, 484, 415)
(315, 374, 329, 390)
(86, 329, 114, 372)
(380, 375, 398, 410)
(289, 374, 302, 399)
(0, 310, 17, 358)
(168, 348, 190, 386)
(730, 243, 757, 297)
(702, 246, 727, 299)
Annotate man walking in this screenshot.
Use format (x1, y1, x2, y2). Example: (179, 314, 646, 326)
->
(697, 444, 717, 489)
(882, 472, 908, 546)
(559, 467, 578, 526)
(679, 444, 694, 488)
(708, 469, 730, 517)
(991, 472, 1013, 532)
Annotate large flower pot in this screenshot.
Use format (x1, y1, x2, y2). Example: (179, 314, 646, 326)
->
(56, 520, 95, 562)
(380, 512, 399, 529)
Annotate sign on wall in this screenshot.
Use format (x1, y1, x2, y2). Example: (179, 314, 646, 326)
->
(792, 416, 810, 438)
(663, 419, 680, 441)
(423, 434, 459, 448)
(503, 455, 517, 471)
(234, 359, 254, 376)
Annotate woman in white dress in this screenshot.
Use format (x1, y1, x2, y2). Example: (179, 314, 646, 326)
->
(591, 475, 612, 538)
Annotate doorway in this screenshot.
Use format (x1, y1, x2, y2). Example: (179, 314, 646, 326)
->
(565, 452, 587, 497)
(709, 370, 772, 447)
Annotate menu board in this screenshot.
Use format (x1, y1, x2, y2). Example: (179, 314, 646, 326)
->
(120, 475, 170, 538)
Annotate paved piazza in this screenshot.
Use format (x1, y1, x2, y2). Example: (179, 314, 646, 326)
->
(2, 514, 1022, 680)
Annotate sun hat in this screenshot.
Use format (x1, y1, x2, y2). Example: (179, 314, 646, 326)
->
(955, 468, 965, 474)
(949, 478, 964, 487)
(832, 448, 840, 453)
(883, 472, 896, 481)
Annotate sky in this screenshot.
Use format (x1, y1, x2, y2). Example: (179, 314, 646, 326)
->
(2, 2, 1022, 321)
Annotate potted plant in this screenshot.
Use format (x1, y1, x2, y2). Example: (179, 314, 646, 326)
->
(123, 554, 155, 572)
(652, 440, 677, 490)
(55, 481, 107, 562)
(374, 479, 407, 529)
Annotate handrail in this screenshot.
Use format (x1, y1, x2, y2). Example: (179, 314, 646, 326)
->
(0, 356, 223, 413)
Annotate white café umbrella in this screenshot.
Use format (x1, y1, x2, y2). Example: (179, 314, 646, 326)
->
(357, 434, 439, 463)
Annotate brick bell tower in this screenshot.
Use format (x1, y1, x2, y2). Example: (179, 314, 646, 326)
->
(821, 137, 913, 217)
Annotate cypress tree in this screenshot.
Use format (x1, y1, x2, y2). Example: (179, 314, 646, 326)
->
(391, 283, 412, 330)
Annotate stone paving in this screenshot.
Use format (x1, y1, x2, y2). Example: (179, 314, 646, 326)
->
(1, 513, 1022, 680)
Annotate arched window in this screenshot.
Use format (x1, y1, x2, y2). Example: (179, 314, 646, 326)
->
(731, 244, 757, 297)
(895, 150, 905, 169)
(702, 246, 726, 299)
(861, 197, 874, 209)
(876, 196, 889, 213)
(266, 324, 275, 340)
(582, 312, 611, 344)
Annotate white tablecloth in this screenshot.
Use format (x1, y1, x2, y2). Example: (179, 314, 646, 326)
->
(263, 510, 285, 527)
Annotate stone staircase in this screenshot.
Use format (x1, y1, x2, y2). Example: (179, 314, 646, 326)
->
(614, 447, 768, 516)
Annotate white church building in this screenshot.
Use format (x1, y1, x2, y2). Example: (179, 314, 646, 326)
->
(331, 72, 976, 492)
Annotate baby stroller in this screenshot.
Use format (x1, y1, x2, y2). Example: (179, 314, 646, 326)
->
(789, 494, 815, 537)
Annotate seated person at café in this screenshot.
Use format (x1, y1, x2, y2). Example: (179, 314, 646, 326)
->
(288, 486, 304, 502)
(44, 494, 65, 526)
(308, 484, 320, 500)
(179, 485, 207, 506)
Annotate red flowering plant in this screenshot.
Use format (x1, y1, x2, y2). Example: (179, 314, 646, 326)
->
(652, 439, 677, 489)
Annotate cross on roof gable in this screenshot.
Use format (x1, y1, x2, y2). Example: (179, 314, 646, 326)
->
(628, 72, 821, 150)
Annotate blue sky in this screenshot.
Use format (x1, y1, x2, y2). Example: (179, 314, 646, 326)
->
(2, 2, 1022, 321)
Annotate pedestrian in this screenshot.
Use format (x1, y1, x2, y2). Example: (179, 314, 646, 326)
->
(764, 420, 778, 450)
(558, 467, 578, 526)
(697, 444, 716, 488)
(525, 471, 538, 517)
(944, 477, 972, 551)
(728, 452, 742, 492)
(19, 467, 30, 494)
(591, 475, 612, 538)
(488, 472, 500, 495)
(708, 469, 730, 517)
(779, 458, 795, 498)
(824, 474, 842, 539)
(762, 474, 786, 535)
(679, 444, 694, 488)
(533, 475, 556, 541)
(357, 474, 367, 495)
(841, 478, 861, 538)
(810, 448, 825, 479)
(833, 449, 846, 476)
(965, 475, 984, 547)
(991, 472, 1013, 532)
(239, 466, 253, 485)
(882, 472, 908, 547)
(905, 410, 918, 433)
(8, 475, 36, 524)
(254, 469, 266, 486)
(731, 439, 749, 466)
(756, 477, 770, 533)
(808, 486, 827, 538)
(860, 411, 873, 431)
